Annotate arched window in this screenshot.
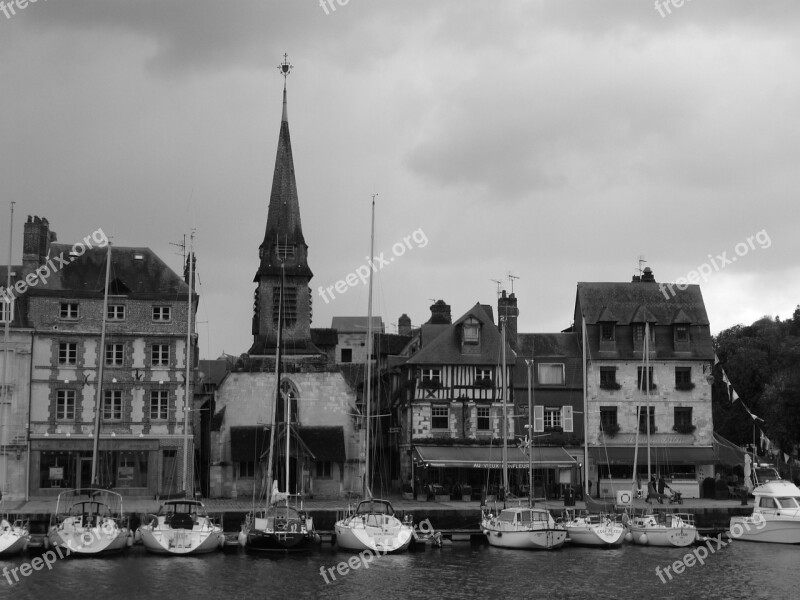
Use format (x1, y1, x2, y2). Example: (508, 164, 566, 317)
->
(275, 378, 299, 424)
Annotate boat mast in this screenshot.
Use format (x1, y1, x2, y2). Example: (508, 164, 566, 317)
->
(501, 318, 508, 500)
(645, 321, 652, 483)
(265, 259, 283, 505)
(582, 317, 589, 498)
(525, 358, 533, 508)
(91, 242, 112, 486)
(1, 202, 13, 504)
(182, 231, 194, 496)
(364, 194, 376, 500)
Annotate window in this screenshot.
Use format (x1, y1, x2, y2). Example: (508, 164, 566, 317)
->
(675, 367, 692, 389)
(107, 305, 125, 320)
(106, 343, 124, 366)
(421, 369, 441, 384)
(674, 325, 689, 343)
(0, 297, 13, 323)
(58, 342, 77, 366)
(600, 407, 618, 429)
(477, 407, 490, 430)
(340, 348, 352, 363)
(673, 407, 693, 433)
(638, 406, 655, 433)
(150, 390, 169, 420)
(538, 363, 565, 385)
(152, 306, 171, 321)
(634, 324, 655, 343)
(272, 286, 298, 328)
(543, 407, 561, 430)
(600, 323, 615, 341)
(316, 461, 332, 478)
(151, 344, 170, 367)
(637, 366, 656, 391)
(599, 367, 619, 390)
(56, 390, 75, 420)
(60, 303, 79, 319)
(463, 318, 480, 344)
(276, 380, 299, 424)
(103, 390, 122, 421)
(475, 368, 492, 387)
(431, 405, 449, 429)
(275, 244, 295, 261)
(238, 462, 256, 479)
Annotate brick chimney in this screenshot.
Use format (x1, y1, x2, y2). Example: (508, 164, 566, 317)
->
(498, 290, 519, 351)
(427, 300, 451, 325)
(398, 313, 412, 336)
(23, 216, 55, 270)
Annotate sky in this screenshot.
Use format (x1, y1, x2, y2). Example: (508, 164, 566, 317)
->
(2, 0, 799, 360)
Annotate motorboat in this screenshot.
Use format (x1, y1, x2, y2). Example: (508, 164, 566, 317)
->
(139, 499, 224, 555)
(729, 479, 800, 544)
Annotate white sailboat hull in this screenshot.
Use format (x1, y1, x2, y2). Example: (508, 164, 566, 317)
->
(140, 524, 224, 555)
(335, 516, 413, 553)
(565, 520, 627, 547)
(47, 525, 130, 556)
(0, 526, 29, 557)
(629, 514, 697, 547)
(481, 508, 567, 550)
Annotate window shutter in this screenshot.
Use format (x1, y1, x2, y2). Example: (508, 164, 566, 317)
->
(562, 405, 573, 432)
(533, 405, 544, 433)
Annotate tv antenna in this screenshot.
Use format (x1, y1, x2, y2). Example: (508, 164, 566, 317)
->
(490, 279, 502, 297)
(507, 272, 519, 294)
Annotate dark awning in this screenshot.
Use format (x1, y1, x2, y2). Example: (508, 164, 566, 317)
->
(588, 446, 716, 466)
(413, 445, 578, 469)
(230, 426, 268, 462)
(298, 426, 346, 463)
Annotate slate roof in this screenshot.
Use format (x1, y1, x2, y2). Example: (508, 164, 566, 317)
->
(576, 281, 710, 326)
(375, 333, 412, 355)
(311, 328, 339, 347)
(406, 302, 515, 366)
(27, 244, 191, 300)
(331, 316, 385, 334)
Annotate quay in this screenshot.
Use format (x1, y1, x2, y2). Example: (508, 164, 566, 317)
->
(5, 494, 753, 544)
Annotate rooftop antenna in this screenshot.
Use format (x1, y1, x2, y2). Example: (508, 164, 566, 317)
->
(170, 235, 187, 268)
(490, 279, 502, 298)
(507, 272, 519, 294)
(637, 255, 647, 275)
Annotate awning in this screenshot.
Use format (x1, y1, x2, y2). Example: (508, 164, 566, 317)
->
(588, 446, 716, 466)
(298, 427, 346, 463)
(413, 445, 578, 469)
(230, 426, 268, 462)
(713, 432, 747, 467)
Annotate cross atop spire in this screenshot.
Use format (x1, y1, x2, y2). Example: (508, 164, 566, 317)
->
(278, 53, 293, 122)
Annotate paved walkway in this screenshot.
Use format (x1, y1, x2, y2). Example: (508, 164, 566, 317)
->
(4, 494, 749, 515)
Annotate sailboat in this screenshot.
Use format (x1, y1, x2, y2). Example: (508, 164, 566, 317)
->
(627, 321, 697, 547)
(47, 242, 132, 556)
(562, 317, 627, 547)
(0, 203, 30, 558)
(240, 261, 317, 553)
(480, 319, 567, 550)
(334, 197, 414, 554)
(139, 236, 224, 555)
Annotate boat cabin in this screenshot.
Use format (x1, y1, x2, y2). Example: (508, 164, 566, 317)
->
(355, 500, 395, 516)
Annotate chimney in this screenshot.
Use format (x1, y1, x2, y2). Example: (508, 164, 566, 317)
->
(23, 216, 55, 270)
(184, 252, 197, 290)
(641, 267, 655, 283)
(498, 290, 519, 351)
(398, 313, 412, 336)
(427, 300, 451, 325)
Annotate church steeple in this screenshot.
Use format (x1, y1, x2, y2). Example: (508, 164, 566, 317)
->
(250, 55, 317, 356)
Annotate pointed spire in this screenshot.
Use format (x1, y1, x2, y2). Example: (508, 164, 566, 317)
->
(279, 53, 291, 123)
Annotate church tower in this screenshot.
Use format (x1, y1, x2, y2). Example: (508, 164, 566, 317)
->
(250, 55, 318, 356)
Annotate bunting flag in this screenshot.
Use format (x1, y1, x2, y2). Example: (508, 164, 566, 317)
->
(731, 389, 739, 402)
(785, 453, 791, 463)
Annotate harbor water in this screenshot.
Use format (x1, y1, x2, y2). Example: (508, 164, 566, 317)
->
(2, 540, 798, 600)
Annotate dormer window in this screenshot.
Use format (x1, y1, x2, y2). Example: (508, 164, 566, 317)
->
(538, 363, 565, 385)
(463, 318, 480, 344)
(674, 325, 689, 343)
(601, 323, 615, 341)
